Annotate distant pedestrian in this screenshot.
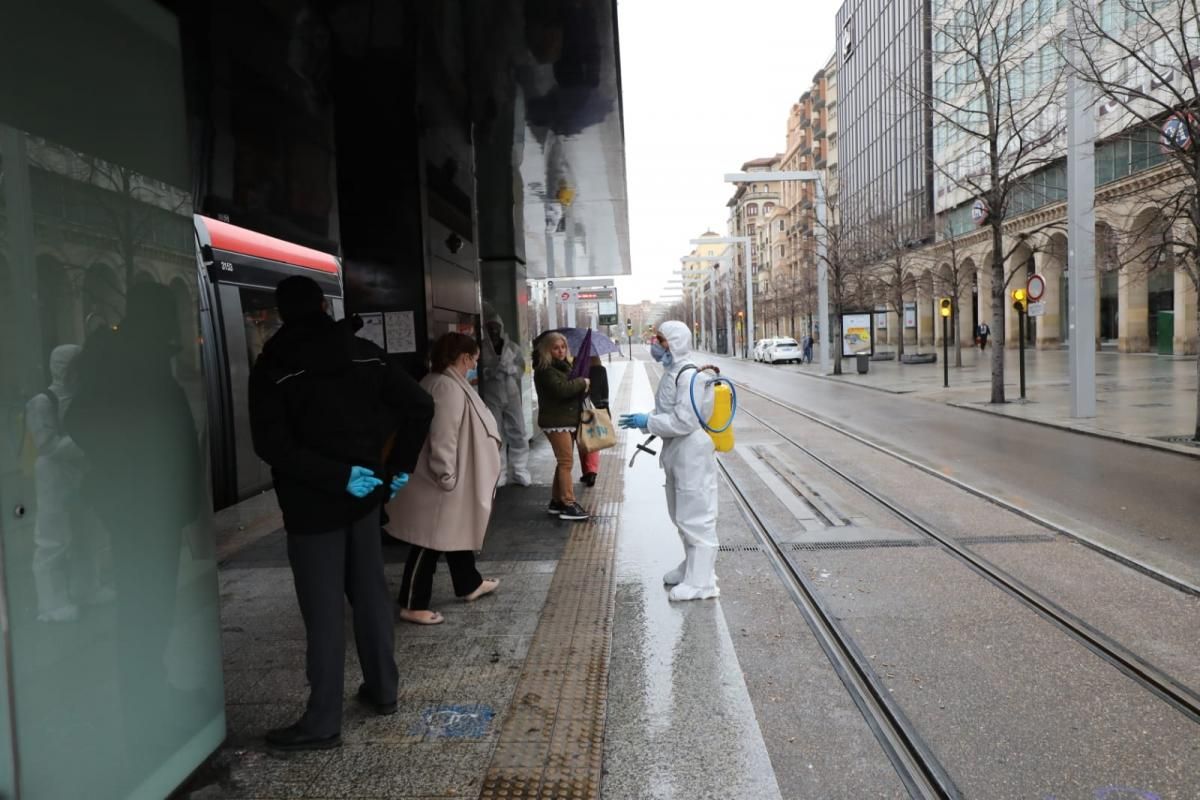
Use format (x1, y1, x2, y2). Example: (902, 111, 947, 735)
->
(976, 322, 990, 351)
(248, 276, 434, 751)
(801, 334, 814, 364)
(388, 333, 503, 625)
(533, 332, 591, 521)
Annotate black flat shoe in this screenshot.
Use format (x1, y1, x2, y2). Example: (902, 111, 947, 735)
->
(265, 724, 342, 751)
(356, 684, 398, 716)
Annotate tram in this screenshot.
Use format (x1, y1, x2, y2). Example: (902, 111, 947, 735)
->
(193, 215, 344, 510)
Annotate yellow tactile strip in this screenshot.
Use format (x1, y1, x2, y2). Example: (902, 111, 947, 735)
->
(479, 364, 634, 800)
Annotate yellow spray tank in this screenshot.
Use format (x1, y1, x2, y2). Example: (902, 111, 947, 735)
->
(681, 366, 737, 452)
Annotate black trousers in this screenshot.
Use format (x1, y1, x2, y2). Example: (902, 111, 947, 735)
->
(286, 510, 398, 737)
(398, 546, 482, 610)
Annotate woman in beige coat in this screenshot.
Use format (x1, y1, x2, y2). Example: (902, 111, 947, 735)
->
(387, 332, 502, 624)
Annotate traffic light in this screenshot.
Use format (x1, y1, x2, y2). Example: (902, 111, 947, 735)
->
(939, 298, 952, 318)
(1011, 287, 1027, 312)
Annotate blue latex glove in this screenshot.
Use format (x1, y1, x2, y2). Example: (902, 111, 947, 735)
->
(389, 472, 410, 500)
(619, 412, 649, 430)
(346, 466, 383, 498)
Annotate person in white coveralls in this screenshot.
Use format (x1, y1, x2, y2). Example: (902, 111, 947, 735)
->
(620, 320, 719, 601)
(480, 316, 531, 487)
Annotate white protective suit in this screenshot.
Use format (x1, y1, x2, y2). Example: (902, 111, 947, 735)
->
(646, 321, 719, 601)
(480, 318, 531, 486)
(27, 345, 89, 621)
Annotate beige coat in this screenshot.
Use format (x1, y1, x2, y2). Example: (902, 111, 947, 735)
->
(386, 369, 502, 552)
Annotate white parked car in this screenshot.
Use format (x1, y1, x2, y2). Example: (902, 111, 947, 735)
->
(766, 338, 802, 364)
(752, 338, 774, 362)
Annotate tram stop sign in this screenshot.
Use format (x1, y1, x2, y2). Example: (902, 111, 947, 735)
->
(1026, 273, 1045, 302)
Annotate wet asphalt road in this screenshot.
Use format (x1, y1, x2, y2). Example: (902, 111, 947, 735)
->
(633, 347, 1200, 585)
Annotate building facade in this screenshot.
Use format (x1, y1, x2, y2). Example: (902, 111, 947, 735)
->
(727, 157, 782, 343)
(835, 0, 933, 238)
(921, 0, 1199, 356)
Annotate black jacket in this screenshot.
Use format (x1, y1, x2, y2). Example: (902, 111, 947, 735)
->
(249, 314, 434, 535)
(587, 364, 610, 409)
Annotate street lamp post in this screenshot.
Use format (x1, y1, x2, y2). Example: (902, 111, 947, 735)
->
(724, 170, 828, 373)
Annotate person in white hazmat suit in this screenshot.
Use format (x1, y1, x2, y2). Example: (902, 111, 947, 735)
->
(619, 320, 719, 601)
(480, 317, 531, 487)
(27, 344, 103, 621)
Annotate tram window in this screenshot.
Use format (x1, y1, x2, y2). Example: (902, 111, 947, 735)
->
(239, 287, 283, 369)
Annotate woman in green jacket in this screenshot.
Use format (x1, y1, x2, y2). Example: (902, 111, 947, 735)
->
(533, 332, 590, 521)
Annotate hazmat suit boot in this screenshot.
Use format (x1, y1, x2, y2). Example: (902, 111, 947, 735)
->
(508, 446, 532, 487)
(668, 545, 720, 601)
(662, 559, 686, 586)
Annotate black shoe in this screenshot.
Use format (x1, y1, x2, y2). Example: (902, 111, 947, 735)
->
(356, 684, 398, 716)
(547, 500, 567, 515)
(582, 472, 597, 487)
(265, 724, 342, 751)
(558, 502, 589, 521)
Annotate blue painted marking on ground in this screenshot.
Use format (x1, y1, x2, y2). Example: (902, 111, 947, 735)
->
(410, 704, 495, 739)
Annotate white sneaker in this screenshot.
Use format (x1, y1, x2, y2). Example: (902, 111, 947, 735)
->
(511, 472, 532, 487)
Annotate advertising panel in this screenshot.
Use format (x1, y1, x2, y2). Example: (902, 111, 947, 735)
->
(842, 312, 874, 357)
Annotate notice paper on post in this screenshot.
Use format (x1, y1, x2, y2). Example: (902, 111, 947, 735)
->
(356, 312, 386, 350)
(384, 310, 416, 353)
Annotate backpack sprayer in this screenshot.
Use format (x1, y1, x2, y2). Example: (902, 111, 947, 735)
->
(629, 364, 738, 467)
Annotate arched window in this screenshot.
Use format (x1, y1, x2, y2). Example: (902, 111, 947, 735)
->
(746, 204, 759, 217)
(764, 202, 775, 215)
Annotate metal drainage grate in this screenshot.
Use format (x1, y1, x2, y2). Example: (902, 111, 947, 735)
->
(957, 533, 1057, 545)
(788, 539, 932, 551)
(718, 543, 763, 553)
(1154, 435, 1200, 448)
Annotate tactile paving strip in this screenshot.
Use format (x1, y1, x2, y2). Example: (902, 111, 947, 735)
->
(479, 364, 634, 800)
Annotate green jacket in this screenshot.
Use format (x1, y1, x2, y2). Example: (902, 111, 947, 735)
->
(534, 360, 588, 429)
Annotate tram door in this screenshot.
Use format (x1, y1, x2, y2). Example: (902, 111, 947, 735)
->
(0, 2, 225, 797)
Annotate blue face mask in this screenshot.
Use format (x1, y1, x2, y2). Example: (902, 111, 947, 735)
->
(466, 367, 478, 381)
(650, 341, 666, 362)
(661, 350, 675, 368)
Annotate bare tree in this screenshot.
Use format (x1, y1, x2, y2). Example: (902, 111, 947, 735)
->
(934, 223, 976, 367)
(924, 0, 1071, 402)
(858, 211, 930, 358)
(813, 194, 861, 374)
(1066, 0, 1200, 439)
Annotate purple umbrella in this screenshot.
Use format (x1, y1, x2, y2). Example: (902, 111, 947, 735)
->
(552, 327, 621, 358)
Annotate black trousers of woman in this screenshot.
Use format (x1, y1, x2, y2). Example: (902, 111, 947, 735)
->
(398, 545, 483, 610)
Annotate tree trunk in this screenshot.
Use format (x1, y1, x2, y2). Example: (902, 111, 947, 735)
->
(990, 220, 1006, 404)
(1194, 299, 1199, 440)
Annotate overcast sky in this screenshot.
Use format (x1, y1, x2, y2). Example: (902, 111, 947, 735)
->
(613, 0, 842, 307)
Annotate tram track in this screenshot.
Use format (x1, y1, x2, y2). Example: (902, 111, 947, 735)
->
(734, 381, 1200, 598)
(645, 357, 1200, 795)
(717, 456, 959, 800)
(730, 395, 1200, 726)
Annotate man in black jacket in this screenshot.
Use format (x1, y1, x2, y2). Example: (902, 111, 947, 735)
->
(249, 276, 434, 750)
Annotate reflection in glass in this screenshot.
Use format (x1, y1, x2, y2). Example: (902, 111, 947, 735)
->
(0, 126, 224, 798)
